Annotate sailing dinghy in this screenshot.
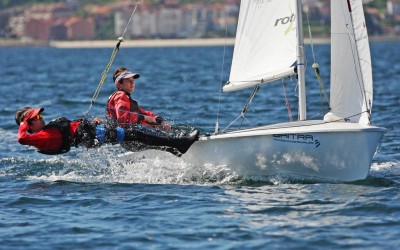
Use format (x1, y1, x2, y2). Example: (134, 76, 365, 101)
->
(182, 0, 386, 182)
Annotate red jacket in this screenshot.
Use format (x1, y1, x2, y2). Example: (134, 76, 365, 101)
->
(106, 90, 158, 126)
(18, 121, 80, 153)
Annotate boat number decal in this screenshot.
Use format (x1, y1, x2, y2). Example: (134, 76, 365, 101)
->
(273, 134, 321, 148)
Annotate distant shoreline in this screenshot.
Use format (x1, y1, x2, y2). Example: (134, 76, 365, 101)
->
(49, 38, 237, 48)
(1, 36, 399, 48)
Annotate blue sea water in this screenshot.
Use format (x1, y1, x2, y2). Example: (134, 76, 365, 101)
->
(0, 42, 399, 249)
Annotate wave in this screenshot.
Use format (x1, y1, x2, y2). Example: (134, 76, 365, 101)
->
(1, 147, 399, 186)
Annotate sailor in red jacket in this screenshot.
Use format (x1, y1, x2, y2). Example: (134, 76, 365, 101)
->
(16, 107, 199, 156)
(17, 107, 82, 154)
(106, 67, 171, 129)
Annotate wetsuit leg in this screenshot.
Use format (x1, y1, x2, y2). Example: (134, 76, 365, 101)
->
(74, 119, 98, 148)
(122, 126, 199, 154)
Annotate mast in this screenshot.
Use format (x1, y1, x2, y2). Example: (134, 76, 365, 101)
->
(296, 0, 306, 120)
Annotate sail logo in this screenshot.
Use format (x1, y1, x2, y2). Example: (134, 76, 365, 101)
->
(274, 13, 296, 36)
(274, 13, 296, 27)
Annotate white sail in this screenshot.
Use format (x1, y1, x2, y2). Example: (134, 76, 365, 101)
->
(330, 0, 373, 124)
(223, 0, 298, 92)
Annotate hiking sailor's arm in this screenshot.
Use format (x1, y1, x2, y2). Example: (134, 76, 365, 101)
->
(18, 122, 62, 150)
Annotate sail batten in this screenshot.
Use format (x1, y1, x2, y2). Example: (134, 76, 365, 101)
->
(225, 0, 298, 93)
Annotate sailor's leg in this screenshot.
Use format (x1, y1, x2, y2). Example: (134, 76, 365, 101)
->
(75, 119, 99, 148)
(123, 126, 199, 154)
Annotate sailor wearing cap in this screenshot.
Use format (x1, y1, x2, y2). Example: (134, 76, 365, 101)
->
(107, 67, 171, 130)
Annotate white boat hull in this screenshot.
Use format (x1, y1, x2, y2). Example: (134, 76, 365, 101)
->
(183, 121, 385, 182)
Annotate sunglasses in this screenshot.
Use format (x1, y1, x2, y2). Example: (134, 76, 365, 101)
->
(30, 114, 43, 121)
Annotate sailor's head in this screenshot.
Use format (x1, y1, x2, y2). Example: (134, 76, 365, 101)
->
(15, 107, 45, 132)
(113, 67, 140, 92)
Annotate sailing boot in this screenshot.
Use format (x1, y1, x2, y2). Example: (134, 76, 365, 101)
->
(176, 129, 200, 154)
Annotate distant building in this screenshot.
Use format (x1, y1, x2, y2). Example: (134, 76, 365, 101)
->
(115, 4, 184, 39)
(24, 18, 52, 41)
(49, 20, 68, 40)
(115, 2, 238, 39)
(158, 7, 183, 37)
(4, 0, 399, 41)
(7, 3, 95, 41)
(8, 16, 25, 38)
(65, 17, 96, 40)
(26, 3, 72, 20)
(388, 0, 400, 16)
(130, 9, 158, 38)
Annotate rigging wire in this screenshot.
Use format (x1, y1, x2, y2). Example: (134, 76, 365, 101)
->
(239, 85, 259, 128)
(85, 1, 141, 116)
(215, 0, 232, 134)
(305, 9, 330, 113)
(222, 85, 259, 132)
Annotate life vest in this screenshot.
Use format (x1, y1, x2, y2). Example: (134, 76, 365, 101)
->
(106, 90, 144, 124)
(37, 117, 72, 155)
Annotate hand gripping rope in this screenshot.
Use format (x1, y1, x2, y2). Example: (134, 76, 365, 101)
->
(85, 1, 141, 116)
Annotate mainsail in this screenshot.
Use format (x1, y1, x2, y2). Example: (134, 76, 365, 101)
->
(330, 0, 373, 124)
(223, 0, 298, 92)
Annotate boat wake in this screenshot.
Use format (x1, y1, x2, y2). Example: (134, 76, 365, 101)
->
(370, 161, 400, 178)
(0, 145, 241, 185)
(1, 146, 399, 186)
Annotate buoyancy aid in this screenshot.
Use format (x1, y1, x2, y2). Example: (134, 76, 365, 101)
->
(37, 117, 71, 155)
(106, 90, 145, 124)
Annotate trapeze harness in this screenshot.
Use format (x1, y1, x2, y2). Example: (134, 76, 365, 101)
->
(37, 117, 72, 155)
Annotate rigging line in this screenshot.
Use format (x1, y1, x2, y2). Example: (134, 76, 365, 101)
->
(215, 0, 231, 134)
(221, 85, 259, 132)
(85, 1, 141, 116)
(282, 79, 293, 122)
(239, 85, 259, 129)
(305, 10, 316, 63)
(85, 38, 122, 116)
(222, 110, 370, 134)
(222, 114, 253, 133)
(306, 8, 330, 110)
(121, 0, 141, 39)
(306, 10, 316, 64)
(91, 40, 121, 102)
(239, 116, 253, 129)
(241, 85, 260, 117)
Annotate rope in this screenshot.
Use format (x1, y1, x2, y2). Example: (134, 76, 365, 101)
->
(306, 10, 330, 112)
(121, 1, 141, 38)
(85, 1, 141, 116)
(85, 38, 122, 115)
(313, 63, 330, 111)
(215, 0, 231, 134)
(282, 79, 293, 122)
